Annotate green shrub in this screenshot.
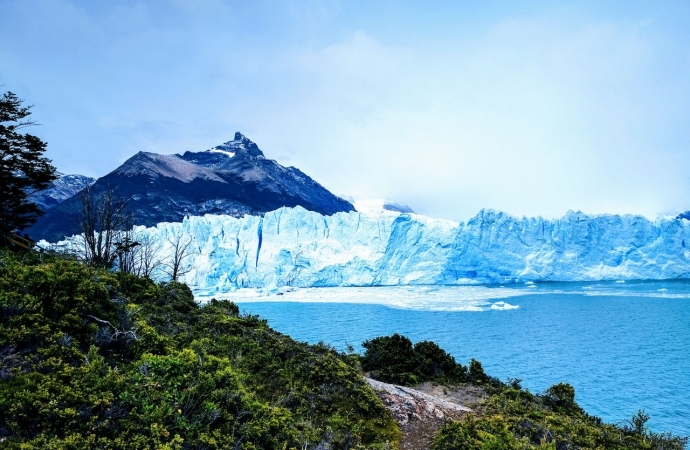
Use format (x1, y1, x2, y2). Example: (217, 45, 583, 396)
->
(432, 416, 528, 450)
(361, 333, 419, 385)
(543, 382, 578, 414)
(468, 359, 488, 384)
(432, 382, 688, 450)
(414, 340, 467, 384)
(361, 333, 478, 387)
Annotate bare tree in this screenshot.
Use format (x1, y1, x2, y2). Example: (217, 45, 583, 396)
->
(76, 186, 131, 269)
(114, 232, 140, 275)
(135, 232, 165, 278)
(110, 229, 166, 278)
(164, 231, 196, 281)
(1, 344, 27, 380)
(74, 186, 168, 278)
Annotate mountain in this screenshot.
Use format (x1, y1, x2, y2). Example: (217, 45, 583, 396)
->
(116, 206, 690, 292)
(27, 172, 95, 211)
(29, 133, 354, 241)
(353, 199, 415, 215)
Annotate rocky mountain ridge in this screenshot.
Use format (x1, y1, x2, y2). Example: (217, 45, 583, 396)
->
(26, 172, 95, 212)
(28, 133, 354, 241)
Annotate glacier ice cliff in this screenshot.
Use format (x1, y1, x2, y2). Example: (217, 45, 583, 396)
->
(125, 207, 690, 293)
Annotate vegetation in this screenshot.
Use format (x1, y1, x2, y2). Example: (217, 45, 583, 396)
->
(431, 385, 688, 450)
(63, 186, 194, 282)
(75, 186, 132, 269)
(0, 91, 57, 235)
(0, 248, 399, 449)
(361, 333, 495, 387)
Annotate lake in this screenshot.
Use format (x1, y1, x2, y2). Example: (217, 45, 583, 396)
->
(203, 280, 690, 436)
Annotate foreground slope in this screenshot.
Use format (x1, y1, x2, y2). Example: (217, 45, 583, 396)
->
(2, 251, 686, 449)
(0, 250, 398, 449)
(127, 207, 690, 292)
(28, 133, 354, 242)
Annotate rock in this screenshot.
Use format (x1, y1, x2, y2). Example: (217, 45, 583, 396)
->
(365, 378, 474, 450)
(365, 377, 472, 426)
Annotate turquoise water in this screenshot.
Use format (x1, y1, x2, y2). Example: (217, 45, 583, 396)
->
(229, 281, 690, 436)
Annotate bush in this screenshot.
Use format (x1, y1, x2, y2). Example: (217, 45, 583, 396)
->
(543, 382, 578, 413)
(414, 340, 467, 383)
(432, 381, 689, 450)
(432, 417, 525, 450)
(361, 333, 419, 385)
(361, 333, 471, 386)
(468, 359, 488, 384)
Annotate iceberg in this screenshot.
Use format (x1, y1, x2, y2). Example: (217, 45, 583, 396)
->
(128, 207, 690, 293)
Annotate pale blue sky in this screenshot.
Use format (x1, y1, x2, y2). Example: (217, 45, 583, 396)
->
(2, 0, 689, 220)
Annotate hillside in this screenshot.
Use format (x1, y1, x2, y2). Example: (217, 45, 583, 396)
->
(0, 249, 397, 449)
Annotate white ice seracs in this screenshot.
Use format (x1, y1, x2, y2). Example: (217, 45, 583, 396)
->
(129, 207, 690, 293)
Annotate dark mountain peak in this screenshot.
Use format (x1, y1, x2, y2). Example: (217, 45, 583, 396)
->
(233, 131, 251, 145)
(179, 132, 265, 167)
(212, 132, 264, 158)
(29, 133, 354, 242)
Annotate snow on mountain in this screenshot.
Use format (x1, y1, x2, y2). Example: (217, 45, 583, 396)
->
(354, 199, 415, 214)
(123, 207, 690, 294)
(27, 172, 95, 211)
(207, 132, 264, 158)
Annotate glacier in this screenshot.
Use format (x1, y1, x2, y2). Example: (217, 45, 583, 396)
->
(123, 206, 690, 294)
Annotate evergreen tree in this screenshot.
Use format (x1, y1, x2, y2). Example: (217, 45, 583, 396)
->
(0, 91, 57, 235)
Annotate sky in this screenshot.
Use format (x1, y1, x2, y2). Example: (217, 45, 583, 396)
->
(2, 0, 690, 222)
